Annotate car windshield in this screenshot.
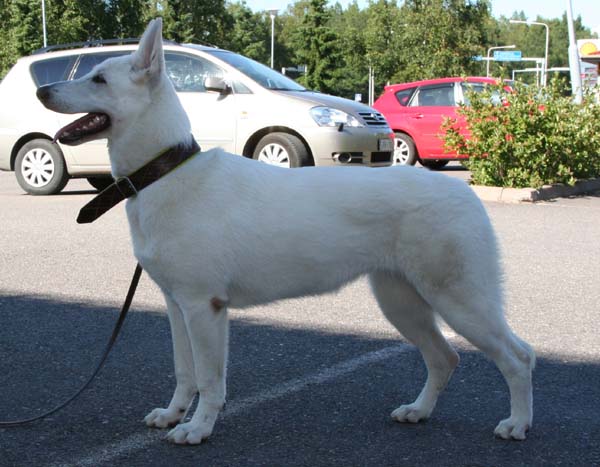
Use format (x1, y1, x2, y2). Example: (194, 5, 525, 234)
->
(196, 47, 306, 91)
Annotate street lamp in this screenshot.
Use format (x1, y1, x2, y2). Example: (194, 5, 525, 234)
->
(41, 0, 47, 48)
(510, 19, 550, 86)
(268, 9, 278, 69)
(486, 44, 516, 77)
(566, 0, 583, 102)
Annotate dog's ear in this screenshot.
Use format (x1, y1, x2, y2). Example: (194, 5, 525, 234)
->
(131, 18, 165, 84)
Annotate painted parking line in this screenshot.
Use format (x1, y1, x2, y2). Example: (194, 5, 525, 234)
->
(52, 343, 414, 467)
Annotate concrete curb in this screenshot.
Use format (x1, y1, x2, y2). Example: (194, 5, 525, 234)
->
(470, 178, 600, 203)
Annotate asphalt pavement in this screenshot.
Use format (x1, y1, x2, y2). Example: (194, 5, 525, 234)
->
(0, 166, 599, 467)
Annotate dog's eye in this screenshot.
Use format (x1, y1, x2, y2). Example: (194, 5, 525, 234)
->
(92, 74, 106, 84)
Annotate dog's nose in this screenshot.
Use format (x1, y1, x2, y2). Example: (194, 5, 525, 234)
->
(36, 85, 51, 102)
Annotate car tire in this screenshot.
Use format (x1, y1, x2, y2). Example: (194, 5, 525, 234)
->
(420, 159, 449, 170)
(87, 176, 114, 192)
(15, 139, 70, 195)
(253, 133, 310, 168)
(393, 133, 418, 166)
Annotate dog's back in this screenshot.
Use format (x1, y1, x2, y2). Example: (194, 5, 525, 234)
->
(130, 147, 496, 307)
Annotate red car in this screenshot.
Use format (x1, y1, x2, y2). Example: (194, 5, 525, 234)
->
(373, 77, 503, 168)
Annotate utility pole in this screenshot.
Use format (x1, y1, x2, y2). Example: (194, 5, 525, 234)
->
(566, 0, 583, 102)
(42, 0, 47, 48)
(269, 9, 278, 69)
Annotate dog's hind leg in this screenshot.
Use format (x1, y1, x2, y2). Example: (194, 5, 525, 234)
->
(144, 294, 197, 429)
(165, 295, 229, 445)
(369, 272, 459, 423)
(428, 290, 535, 440)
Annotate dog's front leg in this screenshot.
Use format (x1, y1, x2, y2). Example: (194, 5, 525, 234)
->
(145, 295, 197, 428)
(166, 295, 229, 445)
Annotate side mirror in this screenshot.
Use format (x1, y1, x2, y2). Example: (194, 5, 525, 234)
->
(204, 76, 231, 95)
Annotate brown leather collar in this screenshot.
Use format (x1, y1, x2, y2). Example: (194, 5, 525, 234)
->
(77, 137, 200, 224)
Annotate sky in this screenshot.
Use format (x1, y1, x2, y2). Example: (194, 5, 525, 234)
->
(242, 0, 600, 34)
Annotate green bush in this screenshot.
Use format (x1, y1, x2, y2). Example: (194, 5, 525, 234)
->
(443, 79, 600, 188)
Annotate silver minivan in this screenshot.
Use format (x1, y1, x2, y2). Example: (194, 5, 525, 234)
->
(0, 41, 393, 195)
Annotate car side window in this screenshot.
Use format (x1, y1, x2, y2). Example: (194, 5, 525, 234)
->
(165, 53, 225, 92)
(410, 84, 455, 107)
(394, 87, 416, 106)
(30, 56, 75, 86)
(461, 82, 502, 106)
(72, 52, 129, 79)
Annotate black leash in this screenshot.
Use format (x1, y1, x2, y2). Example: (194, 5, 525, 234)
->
(0, 263, 143, 427)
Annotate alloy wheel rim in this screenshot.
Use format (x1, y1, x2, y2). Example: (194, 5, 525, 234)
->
(258, 143, 291, 168)
(21, 148, 55, 187)
(393, 138, 410, 165)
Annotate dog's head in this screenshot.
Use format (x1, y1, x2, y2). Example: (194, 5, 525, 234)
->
(37, 18, 168, 146)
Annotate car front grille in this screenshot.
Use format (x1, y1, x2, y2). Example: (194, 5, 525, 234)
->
(358, 111, 388, 126)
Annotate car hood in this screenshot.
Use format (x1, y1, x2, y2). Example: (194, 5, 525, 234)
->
(274, 90, 379, 116)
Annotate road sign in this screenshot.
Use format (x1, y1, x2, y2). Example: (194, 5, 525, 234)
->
(493, 50, 522, 61)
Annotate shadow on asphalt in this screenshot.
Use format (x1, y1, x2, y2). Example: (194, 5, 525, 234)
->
(1, 295, 599, 466)
(433, 165, 468, 172)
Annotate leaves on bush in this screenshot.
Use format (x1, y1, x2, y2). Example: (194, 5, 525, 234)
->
(443, 79, 600, 188)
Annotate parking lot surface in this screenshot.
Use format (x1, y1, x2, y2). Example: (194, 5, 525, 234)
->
(1, 168, 599, 467)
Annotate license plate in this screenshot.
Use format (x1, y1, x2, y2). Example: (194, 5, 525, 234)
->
(378, 138, 393, 152)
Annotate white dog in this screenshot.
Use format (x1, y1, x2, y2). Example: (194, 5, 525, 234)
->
(37, 19, 534, 444)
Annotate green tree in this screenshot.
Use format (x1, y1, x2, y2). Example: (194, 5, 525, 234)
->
(364, 0, 399, 91)
(46, 0, 103, 43)
(393, 0, 491, 83)
(158, 0, 231, 46)
(329, 0, 369, 99)
(277, 1, 310, 73)
(224, 2, 269, 64)
(292, 0, 342, 93)
(0, 0, 19, 77)
(7, 0, 45, 55)
(105, 0, 147, 38)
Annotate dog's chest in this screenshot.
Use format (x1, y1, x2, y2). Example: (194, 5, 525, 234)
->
(125, 197, 173, 273)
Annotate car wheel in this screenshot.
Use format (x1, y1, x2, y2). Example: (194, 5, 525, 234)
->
(87, 176, 114, 192)
(393, 133, 418, 166)
(15, 139, 69, 195)
(420, 159, 449, 170)
(253, 133, 310, 168)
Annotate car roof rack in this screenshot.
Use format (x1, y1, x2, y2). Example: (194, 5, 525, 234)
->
(32, 38, 179, 55)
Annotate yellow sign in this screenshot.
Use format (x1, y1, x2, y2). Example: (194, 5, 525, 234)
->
(578, 39, 600, 58)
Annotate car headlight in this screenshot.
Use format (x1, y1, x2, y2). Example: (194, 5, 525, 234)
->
(310, 106, 364, 128)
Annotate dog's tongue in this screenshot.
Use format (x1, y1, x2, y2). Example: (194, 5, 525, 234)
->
(54, 112, 110, 145)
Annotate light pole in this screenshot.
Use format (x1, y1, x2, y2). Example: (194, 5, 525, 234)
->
(486, 44, 516, 77)
(41, 0, 47, 48)
(510, 19, 550, 86)
(268, 9, 278, 69)
(566, 0, 583, 102)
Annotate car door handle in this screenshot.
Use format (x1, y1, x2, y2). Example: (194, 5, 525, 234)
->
(411, 114, 425, 119)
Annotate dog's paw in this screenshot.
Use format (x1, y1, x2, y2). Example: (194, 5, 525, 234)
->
(144, 407, 185, 428)
(494, 417, 530, 440)
(166, 421, 213, 445)
(391, 403, 431, 424)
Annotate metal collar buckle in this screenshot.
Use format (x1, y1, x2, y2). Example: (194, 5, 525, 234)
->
(115, 176, 138, 198)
